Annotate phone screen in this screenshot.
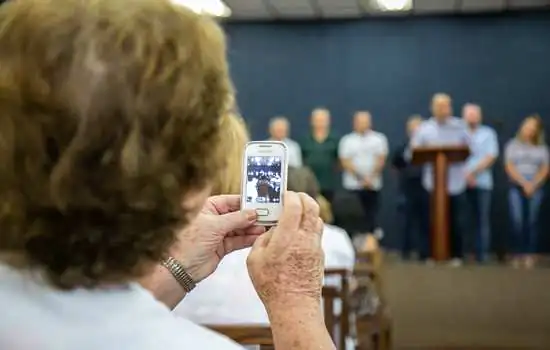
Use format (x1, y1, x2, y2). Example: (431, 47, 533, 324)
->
(245, 156, 282, 204)
(241, 141, 288, 225)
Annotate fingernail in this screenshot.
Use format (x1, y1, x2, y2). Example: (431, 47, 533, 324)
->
(245, 210, 257, 221)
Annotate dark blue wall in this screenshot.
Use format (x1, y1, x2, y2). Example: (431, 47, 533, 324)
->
(225, 12, 550, 254)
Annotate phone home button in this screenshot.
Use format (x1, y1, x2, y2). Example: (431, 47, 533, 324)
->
(256, 208, 270, 216)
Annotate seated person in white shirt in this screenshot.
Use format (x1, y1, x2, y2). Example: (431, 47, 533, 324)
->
(0, 2, 334, 350)
(174, 164, 355, 325)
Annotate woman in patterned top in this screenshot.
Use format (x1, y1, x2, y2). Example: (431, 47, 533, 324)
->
(504, 115, 549, 268)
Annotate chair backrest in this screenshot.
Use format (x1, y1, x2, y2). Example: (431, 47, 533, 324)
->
(205, 324, 274, 349)
(355, 249, 385, 304)
(206, 269, 354, 350)
(356, 250, 383, 270)
(352, 249, 392, 350)
(324, 268, 351, 350)
(322, 285, 339, 343)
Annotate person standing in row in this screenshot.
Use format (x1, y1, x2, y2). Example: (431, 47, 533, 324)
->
(463, 103, 499, 263)
(268, 116, 302, 167)
(339, 111, 388, 237)
(411, 93, 469, 267)
(301, 108, 340, 203)
(392, 115, 430, 261)
(505, 115, 549, 269)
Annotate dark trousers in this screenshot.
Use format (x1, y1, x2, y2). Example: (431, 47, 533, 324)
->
(448, 193, 466, 259)
(465, 188, 492, 262)
(354, 189, 380, 233)
(400, 186, 430, 260)
(508, 185, 544, 255)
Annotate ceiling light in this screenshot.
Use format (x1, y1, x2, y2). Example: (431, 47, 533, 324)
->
(375, 0, 412, 11)
(171, 0, 232, 17)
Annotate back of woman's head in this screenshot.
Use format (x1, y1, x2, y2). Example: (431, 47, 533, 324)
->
(0, 0, 232, 288)
(286, 167, 333, 222)
(211, 114, 249, 196)
(287, 167, 320, 199)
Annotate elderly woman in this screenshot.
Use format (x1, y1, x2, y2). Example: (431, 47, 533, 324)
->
(505, 115, 549, 268)
(0, 1, 333, 350)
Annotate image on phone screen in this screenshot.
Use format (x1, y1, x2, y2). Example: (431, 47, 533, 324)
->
(245, 156, 282, 204)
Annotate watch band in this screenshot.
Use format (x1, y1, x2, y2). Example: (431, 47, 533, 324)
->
(161, 256, 196, 293)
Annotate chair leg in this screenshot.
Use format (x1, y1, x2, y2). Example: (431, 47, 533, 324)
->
(378, 332, 387, 350)
(372, 333, 379, 350)
(385, 328, 392, 350)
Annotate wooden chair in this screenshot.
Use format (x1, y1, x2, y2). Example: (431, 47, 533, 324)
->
(355, 250, 385, 305)
(352, 250, 392, 350)
(206, 297, 342, 350)
(323, 249, 387, 349)
(322, 285, 339, 344)
(355, 250, 383, 271)
(324, 268, 351, 350)
(205, 324, 274, 350)
(204, 285, 342, 350)
(354, 306, 392, 350)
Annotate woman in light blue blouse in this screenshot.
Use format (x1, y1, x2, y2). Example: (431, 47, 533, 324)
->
(504, 115, 549, 268)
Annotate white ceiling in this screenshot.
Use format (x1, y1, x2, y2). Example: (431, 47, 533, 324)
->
(224, 0, 550, 20)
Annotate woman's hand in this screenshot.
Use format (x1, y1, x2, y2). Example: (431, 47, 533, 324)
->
(143, 195, 265, 309)
(171, 195, 266, 283)
(247, 192, 335, 350)
(247, 191, 324, 309)
(522, 182, 536, 198)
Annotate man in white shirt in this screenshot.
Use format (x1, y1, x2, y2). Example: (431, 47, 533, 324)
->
(268, 116, 303, 167)
(339, 111, 388, 236)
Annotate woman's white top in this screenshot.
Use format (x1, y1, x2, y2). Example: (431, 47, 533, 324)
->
(174, 224, 355, 325)
(0, 264, 244, 350)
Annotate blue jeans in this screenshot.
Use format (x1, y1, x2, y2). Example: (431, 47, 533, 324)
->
(508, 186, 544, 254)
(466, 188, 492, 262)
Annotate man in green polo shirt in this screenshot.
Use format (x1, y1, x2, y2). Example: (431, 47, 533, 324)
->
(300, 108, 340, 202)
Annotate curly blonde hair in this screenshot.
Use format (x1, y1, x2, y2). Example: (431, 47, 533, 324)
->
(0, 0, 231, 289)
(212, 114, 249, 195)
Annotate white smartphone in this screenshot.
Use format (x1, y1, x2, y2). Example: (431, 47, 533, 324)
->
(240, 141, 289, 226)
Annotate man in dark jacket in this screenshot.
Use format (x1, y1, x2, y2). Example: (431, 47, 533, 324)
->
(391, 115, 430, 261)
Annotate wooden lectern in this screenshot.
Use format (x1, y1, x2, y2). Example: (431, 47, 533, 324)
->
(412, 145, 469, 261)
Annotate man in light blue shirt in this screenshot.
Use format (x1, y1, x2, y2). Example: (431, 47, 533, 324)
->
(411, 93, 470, 265)
(268, 116, 303, 168)
(462, 103, 499, 263)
